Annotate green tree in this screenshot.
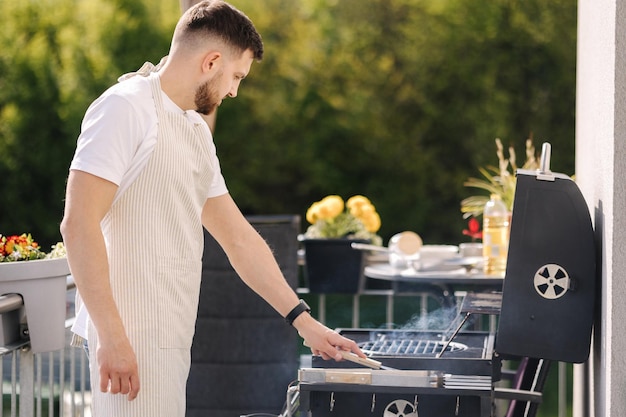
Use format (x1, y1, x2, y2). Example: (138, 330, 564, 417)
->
(219, 0, 577, 243)
(0, 0, 577, 247)
(0, 0, 177, 247)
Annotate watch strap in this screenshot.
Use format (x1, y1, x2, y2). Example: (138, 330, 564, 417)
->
(285, 299, 311, 326)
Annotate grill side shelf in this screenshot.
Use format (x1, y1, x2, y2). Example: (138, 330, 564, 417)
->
(299, 368, 442, 388)
(443, 374, 493, 390)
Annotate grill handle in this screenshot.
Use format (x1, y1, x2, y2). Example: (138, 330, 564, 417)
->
(540, 142, 552, 173)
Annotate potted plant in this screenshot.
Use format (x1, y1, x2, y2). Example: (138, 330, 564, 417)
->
(300, 195, 382, 294)
(460, 137, 540, 219)
(0, 234, 68, 353)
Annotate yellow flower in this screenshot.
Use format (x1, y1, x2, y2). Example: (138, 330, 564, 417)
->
(305, 202, 321, 224)
(359, 209, 381, 233)
(347, 197, 381, 233)
(303, 194, 382, 245)
(346, 195, 371, 212)
(318, 195, 345, 219)
(306, 195, 345, 223)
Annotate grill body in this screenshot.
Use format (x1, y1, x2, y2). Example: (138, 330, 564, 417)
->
(314, 329, 498, 376)
(496, 171, 596, 363)
(297, 148, 598, 416)
(299, 329, 498, 417)
(303, 391, 488, 417)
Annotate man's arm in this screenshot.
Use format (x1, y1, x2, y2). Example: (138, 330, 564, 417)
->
(201, 193, 365, 360)
(60, 170, 140, 400)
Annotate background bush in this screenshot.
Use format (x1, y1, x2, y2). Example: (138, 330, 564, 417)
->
(0, 0, 576, 248)
(0, 2, 577, 415)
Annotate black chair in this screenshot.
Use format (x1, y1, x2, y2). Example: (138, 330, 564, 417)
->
(186, 215, 301, 417)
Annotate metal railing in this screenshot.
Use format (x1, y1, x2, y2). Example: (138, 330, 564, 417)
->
(0, 285, 91, 417)
(0, 278, 570, 417)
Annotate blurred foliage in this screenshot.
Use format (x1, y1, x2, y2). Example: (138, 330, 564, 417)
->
(0, 0, 576, 249)
(0, 0, 178, 247)
(0, 4, 578, 414)
(220, 0, 577, 244)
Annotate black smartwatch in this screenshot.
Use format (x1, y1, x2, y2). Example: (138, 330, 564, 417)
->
(285, 299, 311, 326)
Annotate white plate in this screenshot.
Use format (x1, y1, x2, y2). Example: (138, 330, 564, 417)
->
(366, 263, 468, 278)
(443, 256, 484, 268)
(420, 244, 459, 254)
(419, 245, 459, 260)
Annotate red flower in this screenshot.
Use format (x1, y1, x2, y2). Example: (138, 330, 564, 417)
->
(462, 217, 483, 241)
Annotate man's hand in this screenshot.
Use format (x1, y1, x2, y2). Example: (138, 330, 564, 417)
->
(96, 336, 140, 401)
(294, 313, 366, 361)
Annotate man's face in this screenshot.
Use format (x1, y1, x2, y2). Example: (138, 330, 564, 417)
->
(195, 49, 255, 115)
(195, 70, 222, 115)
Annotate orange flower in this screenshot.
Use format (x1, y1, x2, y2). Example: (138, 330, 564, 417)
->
(0, 233, 47, 262)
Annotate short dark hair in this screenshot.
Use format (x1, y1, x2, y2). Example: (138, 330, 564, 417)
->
(177, 0, 263, 60)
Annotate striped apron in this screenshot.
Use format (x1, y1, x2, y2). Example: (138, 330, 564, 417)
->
(88, 73, 214, 417)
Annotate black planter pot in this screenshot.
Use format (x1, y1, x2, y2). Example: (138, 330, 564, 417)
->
(301, 238, 368, 294)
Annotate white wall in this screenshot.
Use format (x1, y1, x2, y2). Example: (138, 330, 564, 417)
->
(576, 0, 626, 416)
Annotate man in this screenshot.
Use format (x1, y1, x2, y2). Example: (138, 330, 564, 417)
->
(60, 1, 364, 416)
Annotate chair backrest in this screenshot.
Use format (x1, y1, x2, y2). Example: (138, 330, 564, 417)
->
(187, 215, 301, 417)
(504, 357, 552, 417)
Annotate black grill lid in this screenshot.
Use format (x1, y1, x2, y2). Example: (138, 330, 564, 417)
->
(496, 144, 597, 363)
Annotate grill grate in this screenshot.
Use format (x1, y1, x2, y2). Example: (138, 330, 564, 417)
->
(358, 337, 468, 356)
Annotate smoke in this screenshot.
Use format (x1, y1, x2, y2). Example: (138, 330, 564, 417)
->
(395, 306, 470, 333)
(400, 307, 456, 330)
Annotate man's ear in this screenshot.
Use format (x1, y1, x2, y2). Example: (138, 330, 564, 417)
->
(201, 51, 221, 73)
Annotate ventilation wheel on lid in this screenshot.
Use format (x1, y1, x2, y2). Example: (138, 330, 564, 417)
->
(533, 263, 570, 300)
(383, 399, 418, 417)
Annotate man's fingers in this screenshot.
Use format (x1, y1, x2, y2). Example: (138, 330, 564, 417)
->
(100, 374, 110, 393)
(128, 374, 141, 401)
(110, 374, 123, 394)
(99, 373, 140, 400)
(119, 376, 131, 395)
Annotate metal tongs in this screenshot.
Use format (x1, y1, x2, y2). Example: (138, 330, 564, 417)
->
(304, 341, 396, 370)
(338, 350, 397, 371)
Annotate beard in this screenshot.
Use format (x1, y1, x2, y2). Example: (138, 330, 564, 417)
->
(194, 72, 222, 115)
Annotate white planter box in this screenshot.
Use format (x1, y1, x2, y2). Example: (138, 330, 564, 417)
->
(0, 258, 70, 353)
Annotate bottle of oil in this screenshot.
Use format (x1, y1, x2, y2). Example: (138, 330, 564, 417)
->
(482, 194, 510, 276)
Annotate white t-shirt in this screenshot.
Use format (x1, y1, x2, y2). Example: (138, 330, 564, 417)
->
(70, 74, 227, 203)
(69, 74, 228, 339)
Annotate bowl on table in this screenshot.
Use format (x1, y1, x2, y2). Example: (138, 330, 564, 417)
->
(417, 245, 459, 270)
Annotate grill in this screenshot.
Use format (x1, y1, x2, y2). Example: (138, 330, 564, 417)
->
(296, 143, 598, 417)
(336, 328, 494, 363)
(360, 336, 469, 356)
(299, 326, 498, 416)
